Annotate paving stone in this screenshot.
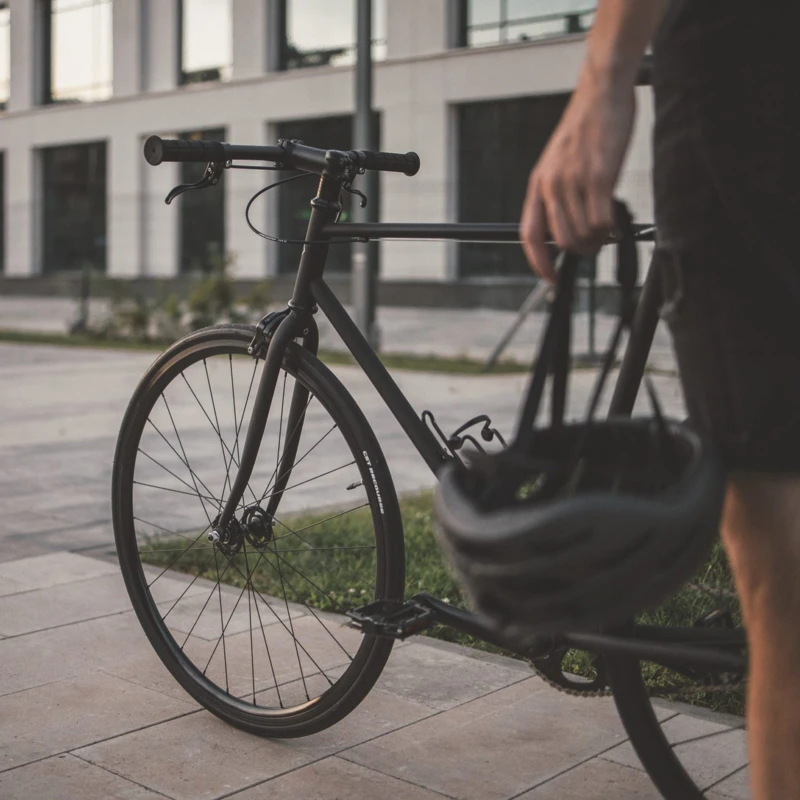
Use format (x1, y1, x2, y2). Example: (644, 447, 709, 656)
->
(517, 757, 664, 799)
(344, 677, 628, 800)
(0, 753, 162, 799)
(0, 575, 26, 598)
(76, 684, 436, 800)
(603, 712, 748, 792)
(0, 671, 196, 772)
(0, 552, 118, 592)
(0, 612, 177, 698)
(229, 756, 447, 799)
(712, 765, 751, 799)
(374, 640, 527, 710)
(0, 571, 203, 636)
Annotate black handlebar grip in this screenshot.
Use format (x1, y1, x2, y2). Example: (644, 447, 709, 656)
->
(352, 150, 420, 177)
(144, 135, 226, 166)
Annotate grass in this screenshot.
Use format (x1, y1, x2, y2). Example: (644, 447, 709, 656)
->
(0, 328, 529, 374)
(140, 490, 744, 717)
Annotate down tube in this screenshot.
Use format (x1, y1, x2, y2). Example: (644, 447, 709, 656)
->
(310, 278, 450, 475)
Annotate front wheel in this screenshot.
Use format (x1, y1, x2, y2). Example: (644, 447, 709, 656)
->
(112, 324, 405, 737)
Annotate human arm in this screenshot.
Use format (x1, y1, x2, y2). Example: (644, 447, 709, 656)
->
(519, 0, 670, 280)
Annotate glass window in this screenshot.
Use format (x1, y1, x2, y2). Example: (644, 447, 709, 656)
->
(179, 128, 226, 273)
(276, 115, 380, 274)
(459, 0, 595, 48)
(0, 3, 9, 110)
(49, 0, 113, 103)
(181, 0, 233, 84)
(283, 0, 386, 70)
(41, 142, 107, 273)
(457, 93, 570, 278)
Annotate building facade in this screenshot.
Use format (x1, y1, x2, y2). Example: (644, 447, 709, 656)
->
(0, 0, 654, 288)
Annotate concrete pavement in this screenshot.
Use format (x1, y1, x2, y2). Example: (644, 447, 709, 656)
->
(0, 551, 748, 800)
(0, 341, 749, 799)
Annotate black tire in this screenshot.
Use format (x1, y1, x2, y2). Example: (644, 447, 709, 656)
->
(605, 605, 746, 797)
(112, 324, 405, 737)
(606, 649, 706, 799)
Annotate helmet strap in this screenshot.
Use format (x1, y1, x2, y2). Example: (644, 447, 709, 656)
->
(510, 200, 639, 456)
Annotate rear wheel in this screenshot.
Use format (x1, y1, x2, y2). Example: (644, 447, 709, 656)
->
(605, 564, 747, 798)
(112, 324, 405, 737)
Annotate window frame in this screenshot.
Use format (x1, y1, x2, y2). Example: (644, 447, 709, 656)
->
(178, 0, 233, 86)
(277, 0, 386, 72)
(42, 0, 113, 105)
(0, 2, 10, 110)
(452, 0, 595, 49)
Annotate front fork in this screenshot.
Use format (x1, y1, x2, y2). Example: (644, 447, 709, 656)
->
(210, 174, 342, 542)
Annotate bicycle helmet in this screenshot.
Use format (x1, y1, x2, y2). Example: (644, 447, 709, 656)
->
(433, 202, 725, 642)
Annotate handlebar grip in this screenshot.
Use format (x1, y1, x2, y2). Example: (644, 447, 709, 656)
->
(144, 135, 226, 166)
(352, 150, 420, 177)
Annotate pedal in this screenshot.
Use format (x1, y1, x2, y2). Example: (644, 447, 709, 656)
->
(346, 599, 434, 640)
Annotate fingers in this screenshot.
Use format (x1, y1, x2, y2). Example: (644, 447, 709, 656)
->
(520, 177, 556, 283)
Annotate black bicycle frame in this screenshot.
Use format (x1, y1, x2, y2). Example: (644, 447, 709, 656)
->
(211, 172, 746, 676)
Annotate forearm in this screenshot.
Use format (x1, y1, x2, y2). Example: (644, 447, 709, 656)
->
(581, 0, 670, 90)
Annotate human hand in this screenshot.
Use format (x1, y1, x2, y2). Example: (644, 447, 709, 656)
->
(519, 78, 636, 281)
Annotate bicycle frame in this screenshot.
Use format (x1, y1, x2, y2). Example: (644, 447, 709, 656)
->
(212, 172, 746, 677)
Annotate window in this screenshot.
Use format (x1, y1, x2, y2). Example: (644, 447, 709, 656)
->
(181, 0, 232, 84)
(457, 93, 570, 278)
(0, 3, 9, 110)
(41, 142, 107, 273)
(179, 128, 226, 273)
(282, 0, 386, 70)
(456, 0, 595, 48)
(47, 0, 112, 103)
(276, 115, 380, 274)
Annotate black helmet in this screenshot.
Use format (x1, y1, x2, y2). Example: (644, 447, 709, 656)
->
(433, 203, 725, 641)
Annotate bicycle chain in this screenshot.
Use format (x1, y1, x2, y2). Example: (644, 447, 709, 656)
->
(529, 581, 746, 700)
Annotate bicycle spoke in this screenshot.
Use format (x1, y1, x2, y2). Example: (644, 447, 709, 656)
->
(243, 541, 256, 705)
(271, 502, 370, 541)
(180, 372, 260, 507)
(259, 460, 357, 505)
(160, 551, 218, 621)
(211, 548, 230, 692)
(272, 514, 375, 594)
(255, 393, 315, 506)
(205, 358, 236, 508)
(262, 549, 353, 662)
(133, 481, 219, 505)
(178, 554, 236, 650)
(162, 394, 214, 525)
(144, 419, 220, 510)
(146, 523, 212, 589)
(268, 540, 309, 701)
(137, 448, 221, 507)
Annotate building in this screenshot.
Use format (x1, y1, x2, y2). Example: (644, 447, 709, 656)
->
(0, 1, 654, 301)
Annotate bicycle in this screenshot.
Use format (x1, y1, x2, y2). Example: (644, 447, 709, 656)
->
(112, 134, 747, 800)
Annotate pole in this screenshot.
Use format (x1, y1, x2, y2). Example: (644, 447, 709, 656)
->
(352, 0, 380, 349)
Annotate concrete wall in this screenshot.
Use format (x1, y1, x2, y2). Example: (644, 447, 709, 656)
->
(0, 1, 654, 288)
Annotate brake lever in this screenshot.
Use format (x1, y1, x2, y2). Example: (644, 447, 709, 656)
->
(165, 160, 226, 205)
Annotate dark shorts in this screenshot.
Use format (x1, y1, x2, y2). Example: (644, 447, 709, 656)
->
(652, 1, 800, 472)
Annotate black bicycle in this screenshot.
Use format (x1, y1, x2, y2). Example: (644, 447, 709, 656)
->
(112, 135, 747, 800)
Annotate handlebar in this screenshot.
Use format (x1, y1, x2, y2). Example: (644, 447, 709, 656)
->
(143, 135, 421, 177)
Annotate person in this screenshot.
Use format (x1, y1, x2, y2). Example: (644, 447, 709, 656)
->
(518, 1, 799, 797)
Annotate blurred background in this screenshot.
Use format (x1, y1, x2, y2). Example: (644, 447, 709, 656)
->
(0, 0, 655, 338)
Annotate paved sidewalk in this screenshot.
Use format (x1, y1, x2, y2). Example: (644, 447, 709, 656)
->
(0, 551, 748, 800)
(0, 341, 748, 799)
